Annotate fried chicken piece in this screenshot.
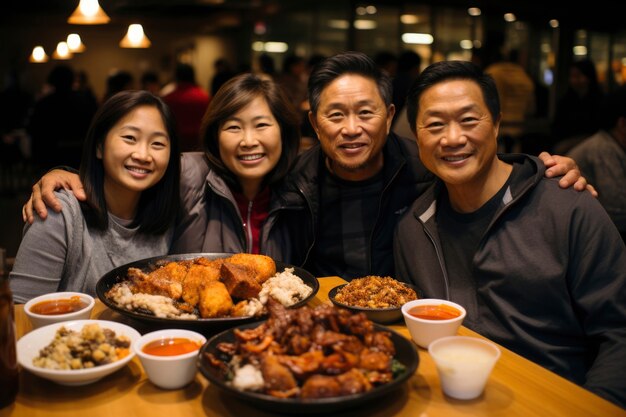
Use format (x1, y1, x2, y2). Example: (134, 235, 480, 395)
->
(261, 354, 297, 392)
(226, 253, 276, 284)
(181, 262, 221, 306)
(198, 280, 233, 318)
(127, 266, 183, 299)
(149, 261, 189, 284)
(337, 368, 372, 395)
(359, 348, 391, 372)
(300, 374, 342, 399)
(220, 262, 261, 299)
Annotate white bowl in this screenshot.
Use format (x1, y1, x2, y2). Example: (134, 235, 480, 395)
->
(17, 319, 141, 386)
(135, 329, 206, 390)
(24, 292, 95, 329)
(401, 299, 466, 348)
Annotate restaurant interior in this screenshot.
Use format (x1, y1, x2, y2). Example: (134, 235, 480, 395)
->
(0, 0, 625, 260)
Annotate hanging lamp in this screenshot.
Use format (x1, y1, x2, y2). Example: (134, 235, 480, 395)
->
(67, 34, 86, 53)
(119, 24, 151, 48)
(68, 0, 110, 25)
(29, 46, 49, 63)
(52, 42, 73, 60)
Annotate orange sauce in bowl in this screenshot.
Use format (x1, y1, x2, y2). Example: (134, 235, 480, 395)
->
(30, 296, 88, 315)
(142, 338, 202, 356)
(408, 304, 461, 320)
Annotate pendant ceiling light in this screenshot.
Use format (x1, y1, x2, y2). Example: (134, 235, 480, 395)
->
(67, 34, 86, 53)
(29, 46, 49, 63)
(68, 0, 110, 25)
(52, 42, 73, 60)
(119, 24, 151, 48)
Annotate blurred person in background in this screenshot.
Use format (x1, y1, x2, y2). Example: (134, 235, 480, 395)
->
(27, 64, 96, 169)
(162, 63, 210, 152)
(140, 71, 162, 95)
(485, 49, 535, 153)
(103, 70, 135, 102)
(210, 58, 236, 96)
(392, 50, 422, 138)
(395, 60, 626, 408)
(552, 59, 605, 153)
(0, 69, 32, 164)
(568, 85, 626, 242)
(11, 90, 180, 302)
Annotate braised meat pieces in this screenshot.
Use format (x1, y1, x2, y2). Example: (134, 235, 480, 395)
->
(208, 301, 400, 399)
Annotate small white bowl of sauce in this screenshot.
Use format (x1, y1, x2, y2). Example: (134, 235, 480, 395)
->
(401, 299, 466, 348)
(24, 292, 95, 330)
(135, 329, 206, 389)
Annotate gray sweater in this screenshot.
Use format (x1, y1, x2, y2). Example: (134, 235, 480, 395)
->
(10, 190, 171, 303)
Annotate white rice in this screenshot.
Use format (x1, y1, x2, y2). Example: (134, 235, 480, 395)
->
(107, 283, 197, 319)
(231, 363, 265, 392)
(259, 267, 312, 306)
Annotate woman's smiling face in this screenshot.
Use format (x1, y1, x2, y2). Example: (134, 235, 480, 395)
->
(218, 95, 282, 193)
(99, 105, 171, 197)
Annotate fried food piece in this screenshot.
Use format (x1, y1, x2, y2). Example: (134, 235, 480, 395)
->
(149, 261, 189, 284)
(198, 280, 233, 318)
(226, 254, 276, 284)
(300, 374, 342, 399)
(220, 262, 262, 299)
(261, 354, 297, 392)
(127, 267, 183, 299)
(337, 368, 372, 395)
(181, 262, 221, 306)
(359, 348, 391, 372)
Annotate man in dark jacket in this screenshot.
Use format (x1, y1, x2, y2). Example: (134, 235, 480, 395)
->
(394, 60, 626, 408)
(291, 52, 592, 279)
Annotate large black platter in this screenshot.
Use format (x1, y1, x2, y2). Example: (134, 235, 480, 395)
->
(197, 321, 419, 414)
(95, 253, 319, 333)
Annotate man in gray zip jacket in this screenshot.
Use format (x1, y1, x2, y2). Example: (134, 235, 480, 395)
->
(394, 60, 626, 408)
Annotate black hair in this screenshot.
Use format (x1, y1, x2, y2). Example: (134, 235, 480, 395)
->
(175, 63, 196, 84)
(406, 60, 500, 134)
(307, 51, 393, 114)
(600, 85, 626, 130)
(79, 90, 180, 234)
(201, 73, 300, 190)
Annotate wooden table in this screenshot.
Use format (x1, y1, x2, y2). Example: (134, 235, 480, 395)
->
(2, 277, 624, 417)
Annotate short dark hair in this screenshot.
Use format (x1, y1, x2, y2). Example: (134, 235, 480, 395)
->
(79, 90, 180, 234)
(406, 60, 500, 134)
(201, 73, 300, 190)
(307, 51, 393, 114)
(599, 85, 626, 130)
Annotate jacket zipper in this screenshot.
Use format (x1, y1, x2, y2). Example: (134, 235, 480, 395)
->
(297, 185, 316, 267)
(367, 160, 404, 274)
(423, 224, 451, 300)
(245, 200, 253, 253)
(208, 182, 248, 252)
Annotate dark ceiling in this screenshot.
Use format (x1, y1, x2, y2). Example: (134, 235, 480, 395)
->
(3, 0, 623, 32)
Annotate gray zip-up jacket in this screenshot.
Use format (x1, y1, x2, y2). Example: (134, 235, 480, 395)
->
(169, 152, 309, 264)
(394, 154, 626, 408)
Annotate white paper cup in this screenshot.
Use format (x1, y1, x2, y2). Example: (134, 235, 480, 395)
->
(429, 336, 501, 400)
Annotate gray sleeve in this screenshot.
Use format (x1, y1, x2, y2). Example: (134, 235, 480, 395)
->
(9, 203, 70, 303)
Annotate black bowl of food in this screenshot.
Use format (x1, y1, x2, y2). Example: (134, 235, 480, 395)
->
(328, 276, 419, 324)
(198, 301, 419, 414)
(96, 253, 319, 334)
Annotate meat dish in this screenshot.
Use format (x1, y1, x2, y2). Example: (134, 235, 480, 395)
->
(105, 254, 312, 319)
(204, 300, 406, 399)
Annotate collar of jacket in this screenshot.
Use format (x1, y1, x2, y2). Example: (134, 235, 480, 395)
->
(412, 153, 545, 224)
